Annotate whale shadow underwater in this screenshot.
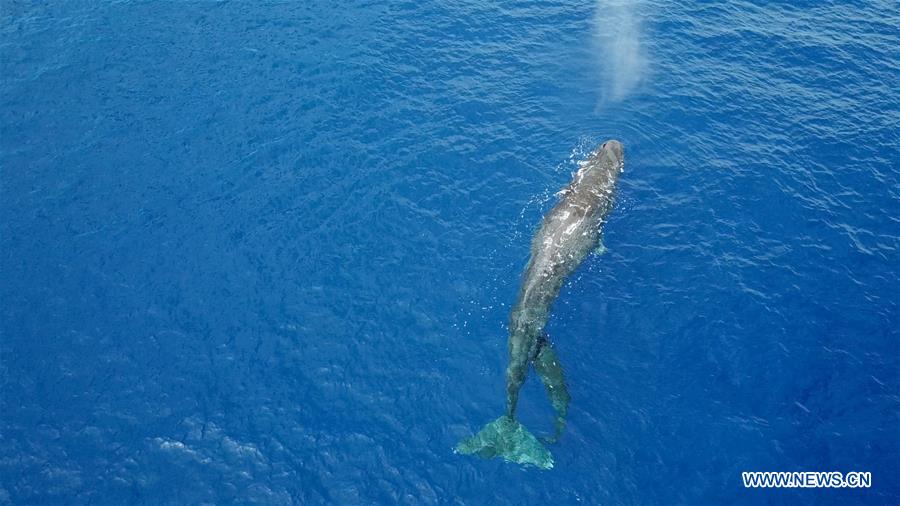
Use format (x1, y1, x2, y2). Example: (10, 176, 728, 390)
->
(457, 140, 624, 469)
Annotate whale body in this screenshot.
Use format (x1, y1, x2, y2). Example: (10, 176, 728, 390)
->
(457, 140, 624, 469)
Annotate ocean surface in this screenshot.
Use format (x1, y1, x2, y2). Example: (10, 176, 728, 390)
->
(1, 1, 898, 504)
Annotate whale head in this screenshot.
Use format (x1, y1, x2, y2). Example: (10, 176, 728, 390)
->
(575, 140, 624, 193)
(573, 139, 624, 199)
(599, 139, 624, 164)
(588, 139, 624, 183)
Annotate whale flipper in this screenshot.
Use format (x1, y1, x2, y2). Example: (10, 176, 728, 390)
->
(455, 416, 553, 469)
(593, 232, 607, 256)
(534, 338, 570, 443)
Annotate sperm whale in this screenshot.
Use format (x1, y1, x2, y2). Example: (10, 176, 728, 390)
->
(457, 140, 624, 469)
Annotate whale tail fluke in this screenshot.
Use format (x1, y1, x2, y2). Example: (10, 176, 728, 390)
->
(456, 337, 569, 469)
(455, 416, 554, 469)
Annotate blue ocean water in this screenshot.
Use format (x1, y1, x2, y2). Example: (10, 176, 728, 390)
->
(1, 0, 898, 504)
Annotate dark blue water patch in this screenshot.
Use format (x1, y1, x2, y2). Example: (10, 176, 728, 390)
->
(2, 0, 898, 504)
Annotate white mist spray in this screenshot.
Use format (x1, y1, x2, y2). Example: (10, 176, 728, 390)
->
(593, 0, 647, 103)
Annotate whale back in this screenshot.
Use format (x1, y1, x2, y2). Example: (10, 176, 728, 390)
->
(512, 140, 624, 332)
